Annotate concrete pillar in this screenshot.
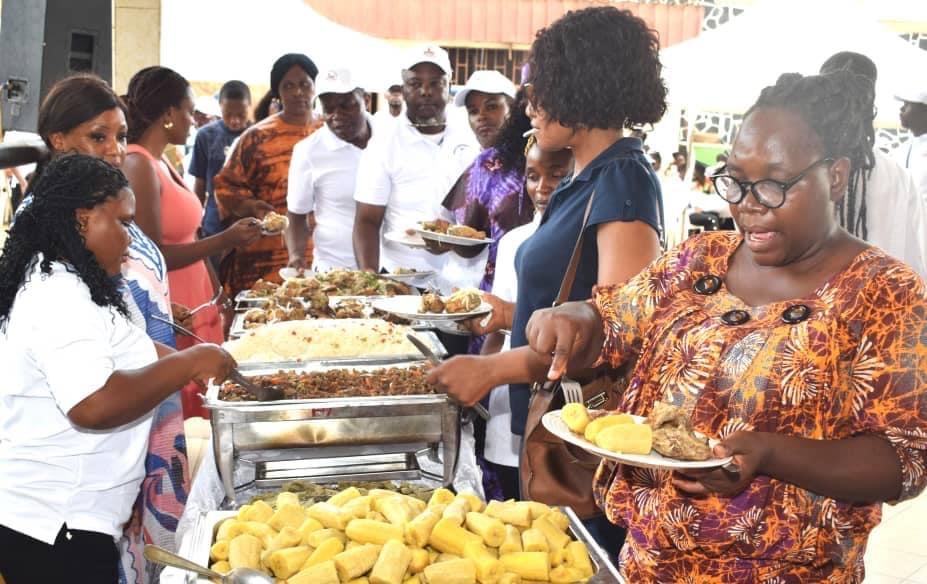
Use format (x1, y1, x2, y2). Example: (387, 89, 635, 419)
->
(113, 0, 160, 94)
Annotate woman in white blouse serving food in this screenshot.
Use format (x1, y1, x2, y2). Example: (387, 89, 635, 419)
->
(0, 155, 235, 584)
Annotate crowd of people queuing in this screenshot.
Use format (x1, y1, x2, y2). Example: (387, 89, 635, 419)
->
(0, 4, 926, 583)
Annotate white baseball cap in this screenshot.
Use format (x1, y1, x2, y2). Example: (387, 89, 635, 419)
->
(194, 95, 220, 117)
(403, 45, 452, 76)
(453, 70, 516, 107)
(316, 68, 361, 97)
(895, 87, 927, 106)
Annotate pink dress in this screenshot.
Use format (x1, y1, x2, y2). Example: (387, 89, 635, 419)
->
(126, 145, 223, 348)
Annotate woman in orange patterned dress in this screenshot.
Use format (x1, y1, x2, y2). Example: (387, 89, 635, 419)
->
(214, 53, 322, 293)
(432, 71, 927, 582)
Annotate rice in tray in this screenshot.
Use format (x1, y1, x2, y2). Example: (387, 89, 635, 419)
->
(223, 318, 422, 363)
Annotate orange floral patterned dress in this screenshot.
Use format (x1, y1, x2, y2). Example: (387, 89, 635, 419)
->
(214, 113, 321, 293)
(591, 231, 927, 583)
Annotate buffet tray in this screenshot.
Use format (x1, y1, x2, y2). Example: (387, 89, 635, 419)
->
(227, 327, 447, 369)
(229, 297, 430, 338)
(178, 505, 623, 583)
(235, 287, 421, 311)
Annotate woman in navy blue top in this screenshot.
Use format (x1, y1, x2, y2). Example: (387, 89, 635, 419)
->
(428, 5, 667, 557)
(431, 6, 666, 430)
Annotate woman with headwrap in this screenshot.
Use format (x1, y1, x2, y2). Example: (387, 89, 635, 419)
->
(215, 53, 323, 293)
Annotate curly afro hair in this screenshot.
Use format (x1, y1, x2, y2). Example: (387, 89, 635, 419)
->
(0, 154, 130, 324)
(527, 6, 667, 130)
(747, 71, 875, 238)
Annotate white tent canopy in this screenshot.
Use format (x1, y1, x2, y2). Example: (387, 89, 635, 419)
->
(161, 0, 406, 93)
(659, 0, 927, 131)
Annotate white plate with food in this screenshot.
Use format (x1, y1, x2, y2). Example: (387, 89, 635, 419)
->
(384, 229, 427, 249)
(413, 227, 493, 247)
(278, 266, 307, 280)
(261, 211, 289, 235)
(383, 268, 435, 282)
(542, 402, 733, 470)
(372, 290, 491, 322)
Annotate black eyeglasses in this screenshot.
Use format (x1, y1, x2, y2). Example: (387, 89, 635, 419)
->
(711, 158, 834, 209)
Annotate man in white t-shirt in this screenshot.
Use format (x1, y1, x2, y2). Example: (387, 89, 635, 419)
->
(818, 52, 927, 278)
(371, 83, 404, 136)
(286, 68, 372, 271)
(895, 86, 927, 206)
(353, 45, 479, 273)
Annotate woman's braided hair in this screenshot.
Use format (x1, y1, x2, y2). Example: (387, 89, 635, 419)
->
(123, 65, 190, 143)
(527, 6, 667, 130)
(0, 154, 130, 324)
(747, 71, 876, 238)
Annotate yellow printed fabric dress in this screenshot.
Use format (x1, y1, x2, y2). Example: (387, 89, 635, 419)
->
(591, 231, 927, 583)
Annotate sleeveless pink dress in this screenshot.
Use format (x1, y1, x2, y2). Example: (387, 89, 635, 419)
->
(126, 145, 223, 347)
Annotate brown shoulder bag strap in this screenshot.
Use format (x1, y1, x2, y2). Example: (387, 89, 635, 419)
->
(552, 188, 597, 307)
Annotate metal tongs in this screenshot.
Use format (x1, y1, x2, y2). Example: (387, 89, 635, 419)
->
(151, 315, 284, 402)
(406, 333, 490, 421)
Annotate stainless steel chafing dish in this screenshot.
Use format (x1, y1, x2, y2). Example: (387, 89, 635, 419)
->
(204, 364, 459, 506)
(175, 506, 624, 583)
(225, 320, 447, 367)
(229, 296, 436, 339)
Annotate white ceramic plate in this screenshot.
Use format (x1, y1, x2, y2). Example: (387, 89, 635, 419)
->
(278, 267, 308, 280)
(542, 410, 733, 470)
(385, 230, 428, 249)
(383, 269, 435, 282)
(412, 227, 493, 247)
(372, 295, 492, 321)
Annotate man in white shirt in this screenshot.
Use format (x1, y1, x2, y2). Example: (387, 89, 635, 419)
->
(895, 86, 927, 206)
(371, 83, 404, 136)
(818, 52, 927, 278)
(286, 68, 372, 271)
(353, 45, 479, 273)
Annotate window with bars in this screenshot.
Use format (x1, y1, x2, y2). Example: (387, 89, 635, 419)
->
(445, 47, 529, 86)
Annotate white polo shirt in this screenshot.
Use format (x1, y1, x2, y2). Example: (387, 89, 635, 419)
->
(897, 133, 927, 206)
(862, 149, 927, 279)
(288, 118, 373, 271)
(484, 215, 540, 467)
(354, 114, 478, 272)
(0, 258, 158, 544)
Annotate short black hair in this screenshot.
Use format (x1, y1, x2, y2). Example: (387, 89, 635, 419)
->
(820, 51, 878, 83)
(527, 6, 666, 130)
(219, 80, 251, 102)
(748, 71, 876, 238)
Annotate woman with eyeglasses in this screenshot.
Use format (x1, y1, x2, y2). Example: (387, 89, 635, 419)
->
(447, 70, 927, 581)
(214, 53, 323, 293)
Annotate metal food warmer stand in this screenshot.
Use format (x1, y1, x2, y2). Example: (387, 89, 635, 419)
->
(204, 328, 458, 507)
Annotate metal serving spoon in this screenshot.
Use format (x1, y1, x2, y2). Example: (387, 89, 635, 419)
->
(144, 544, 273, 584)
(151, 315, 284, 402)
(406, 333, 490, 421)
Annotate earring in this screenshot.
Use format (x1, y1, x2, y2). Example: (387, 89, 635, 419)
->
(163, 121, 174, 130)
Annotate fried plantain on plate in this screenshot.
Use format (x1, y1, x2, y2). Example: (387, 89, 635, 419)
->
(646, 401, 713, 461)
